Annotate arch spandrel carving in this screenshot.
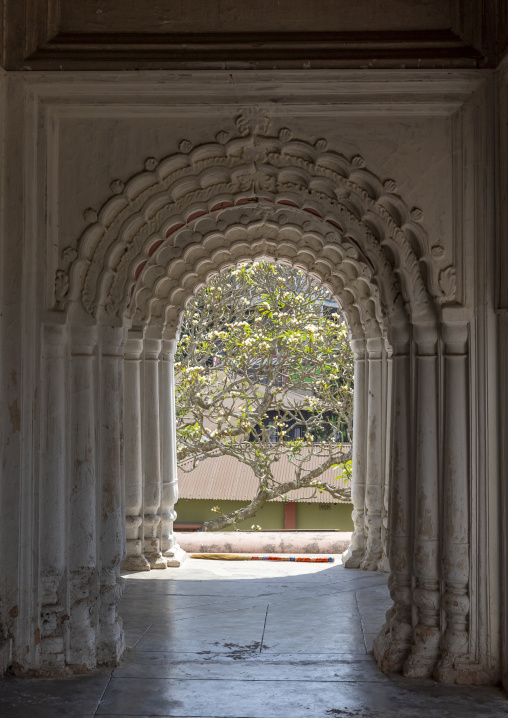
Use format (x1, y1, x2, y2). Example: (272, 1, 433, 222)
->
(57, 112, 451, 327)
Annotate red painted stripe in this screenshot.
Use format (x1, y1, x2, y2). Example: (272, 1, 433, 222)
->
(134, 261, 147, 279)
(148, 240, 163, 256)
(165, 222, 185, 238)
(303, 207, 322, 217)
(326, 219, 344, 232)
(210, 201, 234, 212)
(187, 210, 206, 223)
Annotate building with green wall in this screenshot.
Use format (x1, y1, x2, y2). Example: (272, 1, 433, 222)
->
(176, 450, 354, 532)
(175, 497, 354, 531)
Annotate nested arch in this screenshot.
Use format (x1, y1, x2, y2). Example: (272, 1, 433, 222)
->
(132, 217, 387, 340)
(61, 118, 447, 329)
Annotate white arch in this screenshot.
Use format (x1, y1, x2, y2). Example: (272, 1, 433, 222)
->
(58, 117, 450, 328)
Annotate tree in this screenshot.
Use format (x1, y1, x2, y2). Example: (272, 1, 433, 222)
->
(175, 261, 354, 531)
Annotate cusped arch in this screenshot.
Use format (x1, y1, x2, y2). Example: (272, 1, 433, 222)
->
(60, 114, 451, 328)
(132, 217, 387, 340)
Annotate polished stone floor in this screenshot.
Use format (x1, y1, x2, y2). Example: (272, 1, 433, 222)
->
(1, 557, 507, 717)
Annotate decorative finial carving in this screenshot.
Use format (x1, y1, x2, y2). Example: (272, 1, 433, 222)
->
(216, 131, 230, 145)
(236, 109, 271, 138)
(53, 247, 77, 311)
(410, 207, 424, 222)
(144, 157, 159, 171)
(384, 180, 398, 193)
(62, 247, 77, 267)
(54, 270, 69, 310)
(351, 155, 366, 169)
(315, 138, 328, 152)
(110, 179, 124, 195)
(83, 207, 97, 223)
(279, 128, 293, 143)
(439, 266, 456, 299)
(179, 140, 193, 154)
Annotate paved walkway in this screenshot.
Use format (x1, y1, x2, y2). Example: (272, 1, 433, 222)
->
(1, 557, 507, 717)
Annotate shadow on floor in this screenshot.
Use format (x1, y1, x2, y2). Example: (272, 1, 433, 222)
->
(1, 559, 507, 717)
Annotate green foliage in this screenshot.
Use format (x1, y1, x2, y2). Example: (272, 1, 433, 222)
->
(175, 261, 354, 530)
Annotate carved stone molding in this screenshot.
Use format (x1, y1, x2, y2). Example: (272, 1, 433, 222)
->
(1, 1, 495, 71)
(60, 114, 450, 330)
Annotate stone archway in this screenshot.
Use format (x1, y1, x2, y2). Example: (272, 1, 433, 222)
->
(38, 114, 478, 684)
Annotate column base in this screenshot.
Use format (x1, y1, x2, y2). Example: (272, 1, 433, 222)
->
(0, 638, 12, 675)
(377, 554, 391, 573)
(360, 552, 383, 571)
(373, 620, 412, 673)
(404, 640, 440, 679)
(145, 553, 168, 569)
(341, 545, 364, 568)
(121, 555, 151, 572)
(163, 545, 187, 567)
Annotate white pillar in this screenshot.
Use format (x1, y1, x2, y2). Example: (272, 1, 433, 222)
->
(97, 326, 126, 664)
(342, 338, 368, 568)
(404, 323, 441, 677)
(142, 332, 167, 568)
(361, 336, 384, 570)
(378, 340, 392, 574)
(374, 327, 412, 673)
(121, 333, 149, 571)
(68, 325, 98, 669)
(39, 324, 68, 668)
(160, 337, 187, 567)
(435, 322, 470, 683)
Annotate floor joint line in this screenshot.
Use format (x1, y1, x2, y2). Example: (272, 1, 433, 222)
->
(259, 603, 270, 653)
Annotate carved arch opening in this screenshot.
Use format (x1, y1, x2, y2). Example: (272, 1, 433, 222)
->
(39, 118, 479, 686)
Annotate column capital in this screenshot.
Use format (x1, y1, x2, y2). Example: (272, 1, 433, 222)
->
(366, 336, 383, 358)
(100, 325, 126, 356)
(413, 321, 438, 355)
(350, 338, 366, 358)
(386, 323, 411, 355)
(43, 323, 68, 357)
(161, 338, 178, 357)
(144, 337, 162, 359)
(124, 334, 144, 360)
(70, 325, 97, 355)
(441, 321, 468, 355)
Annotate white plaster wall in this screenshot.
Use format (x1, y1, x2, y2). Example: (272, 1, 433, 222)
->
(0, 69, 502, 681)
(496, 56, 508, 692)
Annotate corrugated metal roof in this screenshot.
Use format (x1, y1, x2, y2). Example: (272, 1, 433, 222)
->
(178, 446, 351, 504)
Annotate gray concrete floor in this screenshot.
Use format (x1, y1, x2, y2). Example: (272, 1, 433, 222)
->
(1, 557, 507, 717)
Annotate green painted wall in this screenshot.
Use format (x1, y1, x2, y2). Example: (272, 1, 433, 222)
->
(175, 498, 284, 531)
(175, 498, 353, 531)
(296, 502, 353, 530)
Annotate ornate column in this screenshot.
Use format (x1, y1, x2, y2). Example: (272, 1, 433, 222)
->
(403, 322, 441, 677)
(342, 338, 368, 568)
(378, 339, 392, 574)
(160, 336, 187, 566)
(142, 329, 167, 568)
(373, 326, 412, 672)
(39, 324, 68, 667)
(361, 336, 384, 570)
(68, 325, 98, 669)
(121, 332, 149, 571)
(435, 322, 470, 683)
(97, 326, 126, 664)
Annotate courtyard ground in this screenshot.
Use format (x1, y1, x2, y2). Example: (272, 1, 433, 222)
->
(1, 557, 507, 717)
